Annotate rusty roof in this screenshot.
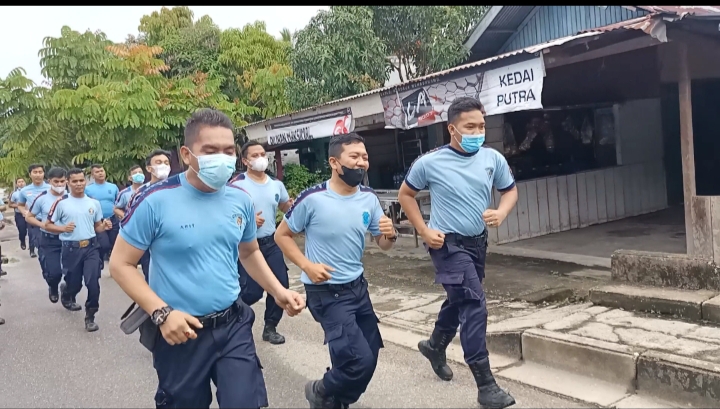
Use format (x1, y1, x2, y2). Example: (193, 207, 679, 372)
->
(243, 8, 705, 130)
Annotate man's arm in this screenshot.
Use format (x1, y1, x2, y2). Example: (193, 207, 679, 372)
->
(238, 240, 287, 298)
(398, 183, 427, 234)
(110, 236, 168, 314)
(278, 183, 292, 213)
(16, 191, 28, 215)
(25, 212, 44, 229)
(8, 193, 18, 209)
(45, 199, 65, 234)
(275, 220, 314, 270)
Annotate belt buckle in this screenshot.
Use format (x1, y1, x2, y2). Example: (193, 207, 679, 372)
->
(79, 240, 89, 248)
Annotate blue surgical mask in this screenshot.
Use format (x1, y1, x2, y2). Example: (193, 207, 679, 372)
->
(453, 126, 485, 153)
(131, 173, 145, 184)
(190, 152, 237, 190)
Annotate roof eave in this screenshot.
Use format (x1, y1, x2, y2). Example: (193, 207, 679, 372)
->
(463, 6, 505, 50)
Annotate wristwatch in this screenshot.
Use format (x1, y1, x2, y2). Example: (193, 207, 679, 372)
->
(385, 230, 399, 242)
(151, 306, 174, 326)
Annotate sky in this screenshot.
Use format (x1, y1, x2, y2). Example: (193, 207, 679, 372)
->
(0, 6, 327, 85)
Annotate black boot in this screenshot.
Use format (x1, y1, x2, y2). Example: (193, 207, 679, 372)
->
(0, 269, 6, 277)
(59, 282, 81, 311)
(470, 358, 515, 409)
(418, 330, 455, 381)
(304, 379, 342, 409)
(85, 308, 99, 332)
(48, 286, 59, 303)
(262, 324, 286, 345)
(29, 247, 36, 258)
(20, 241, 26, 250)
(0, 317, 4, 325)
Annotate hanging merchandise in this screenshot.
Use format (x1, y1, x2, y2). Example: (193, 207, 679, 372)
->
(519, 117, 542, 151)
(503, 122, 519, 157)
(541, 113, 555, 153)
(580, 116, 594, 145)
(561, 116, 581, 140)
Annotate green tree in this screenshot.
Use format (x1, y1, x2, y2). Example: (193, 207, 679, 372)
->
(218, 21, 292, 120)
(287, 6, 390, 111)
(138, 6, 194, 46)
(369, 6, 489, 80)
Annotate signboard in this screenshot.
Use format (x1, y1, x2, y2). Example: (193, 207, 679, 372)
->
(266, 108, 354, 146)
(381, 57, 545, 130)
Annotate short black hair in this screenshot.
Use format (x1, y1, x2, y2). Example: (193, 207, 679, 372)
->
(145, 149, 172, 166)
(184, 108, 234, 146)
(447, 97, 485, 124)
(15, 177, 24, 182)
(90, 164, 104, 170)
(46, 167, 66, 180)
(129, 165, 142, 173)
(28, 164, 44, 174)
(67, 168, 84, 179)
(241, 140, 264, 158)
(328, 133, 365, 159)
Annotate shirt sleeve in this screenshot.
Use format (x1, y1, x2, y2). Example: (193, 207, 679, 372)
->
(404, 155, 428, 191)
(49, 200, 63, 223)
(115, 192, 128, 209)
(278, 182, 290, 203)
(493, 152, 516, 192)
(284, 195, 311, 234)
(240, 198, 257, 243)
(28, 196, 41, 215)
(368, 196, 383, 237)
(119, 198, 156, 251)
(17, 190, 27, 204)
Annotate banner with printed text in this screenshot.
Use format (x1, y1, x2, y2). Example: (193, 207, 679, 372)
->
(266, 108, 354, 147)
(381, 57, 545, 130)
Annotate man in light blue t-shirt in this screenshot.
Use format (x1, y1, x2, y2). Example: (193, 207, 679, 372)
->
(9, 177, 27, 250)
(46, 168, 111, 332)
(85, 164, 120, 264)
(109, 108, 304, 408)
(229, 140, 293, 345)
(26, 167, 68, 304)
(275, 133, 398, 408)
(398, 97, 519, 409)
(16, 164, 49, 258)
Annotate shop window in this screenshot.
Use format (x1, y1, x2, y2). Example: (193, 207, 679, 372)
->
(503, 105, 617, 182)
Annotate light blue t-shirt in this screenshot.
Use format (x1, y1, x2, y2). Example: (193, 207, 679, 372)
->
(230, 173, 289, 239)
(29, 191, 63, 234)
(404, 145, 515, 237)
(0, 199, 4, 221)
(85, 181, 120, 219)
(10, 190, 22, 213)
(119, 173, 257, 317)
(49, 195, 103, 241)
(115, 185, 139, 211)
(285, 181, 383, 285)
(18, 182, 50, 206)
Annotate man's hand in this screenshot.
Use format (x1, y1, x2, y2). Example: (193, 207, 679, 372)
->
(483, 209, 507, 228)
(379, 215, 395, 237)
(286, 197, 295, 208)
(421, 228, 445, 250)
(103, 219, 112, 230)
(274, 289, 306, 316)
(64, 222, 76, 233)
(255, 211, 265, 228)
(159, 310, 203, 345)
(303, 262, 334, 284)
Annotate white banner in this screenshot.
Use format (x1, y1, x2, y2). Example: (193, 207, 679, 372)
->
(266, 108, 354, 147)
(381, 57, 545, 129)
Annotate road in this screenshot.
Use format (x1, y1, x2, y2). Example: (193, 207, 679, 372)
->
(0, 231, 587, 408)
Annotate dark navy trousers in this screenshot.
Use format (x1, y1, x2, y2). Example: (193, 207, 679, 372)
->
(61, 238, 101, 311)
(152, 300, 268, 409)
(27, 225, 40, 252)
(305, 276, 384, 405)
(97, 216, 119, 261)
(39, 232, 63, 290)
(14, 212, 27, 244)
(427, 232, 489, 365)
(237, 236, 289, 327)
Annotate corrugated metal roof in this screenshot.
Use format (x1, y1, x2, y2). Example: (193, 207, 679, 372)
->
(242, 12, 675, 130)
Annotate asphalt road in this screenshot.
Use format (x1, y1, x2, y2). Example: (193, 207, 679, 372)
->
(0, 231, 587, 408)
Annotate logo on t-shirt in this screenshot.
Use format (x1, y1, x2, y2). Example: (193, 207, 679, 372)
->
(486, 167, 494, 179)
(233, 213, 244, 228)
(274, 193, 279, 203)
(89, 207, 94, 215)
(362, 211, 370, 227)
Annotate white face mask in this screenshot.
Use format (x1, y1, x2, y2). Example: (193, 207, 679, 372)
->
(51, 185, 66, 194)
(152, 164, 171, 180)
(249, 157, 269, 172)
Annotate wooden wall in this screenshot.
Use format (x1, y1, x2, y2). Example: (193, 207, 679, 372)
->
(488, 160, 668, 244)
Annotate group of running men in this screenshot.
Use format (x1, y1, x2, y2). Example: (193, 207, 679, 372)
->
(5, 95, 519, 409)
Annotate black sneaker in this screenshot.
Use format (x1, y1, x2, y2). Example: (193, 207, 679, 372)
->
(29, 250, 37, 258)
(20, 242, 26, 250)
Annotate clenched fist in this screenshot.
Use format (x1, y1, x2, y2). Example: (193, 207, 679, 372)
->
(379, 215, 396, 238)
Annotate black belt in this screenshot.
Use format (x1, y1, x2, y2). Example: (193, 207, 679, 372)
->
(257, 235, 274, 246)
(62, 237, 98, 248)
(195, 302, 241, 329)
(444, 231, 488, 247)
(41, 231, 60, 239)
(304, 275, 365, 293)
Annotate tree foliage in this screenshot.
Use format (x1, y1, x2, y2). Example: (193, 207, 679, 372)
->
(370, 6, 489, 80)
(287, 6, 390, 111)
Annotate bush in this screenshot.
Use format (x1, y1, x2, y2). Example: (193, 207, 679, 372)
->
(277, 162, 331, 224)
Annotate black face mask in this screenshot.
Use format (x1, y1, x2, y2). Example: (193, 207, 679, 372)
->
(338, 165, 365, 187)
